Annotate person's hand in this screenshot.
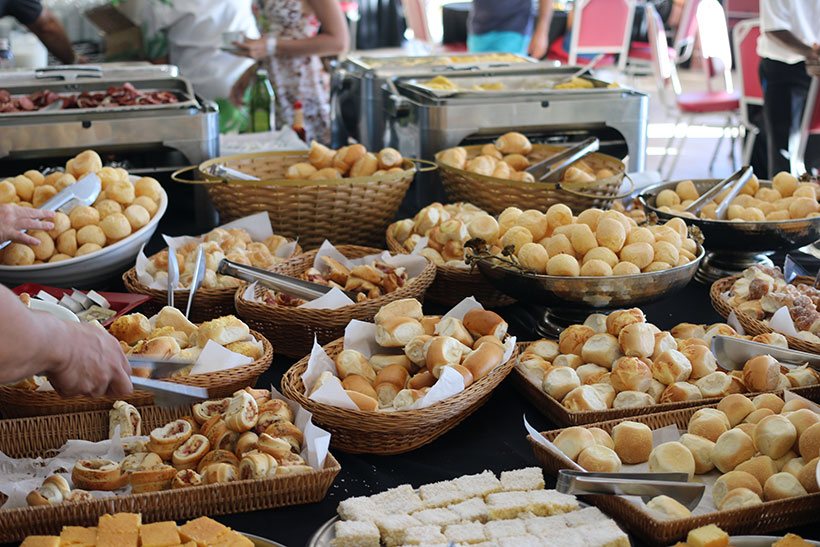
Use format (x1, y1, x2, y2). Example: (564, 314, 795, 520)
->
(0, 205, 54, 246)
(528, 32, 549, 60)
(230, 67, 255, 106)
(46, 323, 132, 398)
(233, 38, 269, 60)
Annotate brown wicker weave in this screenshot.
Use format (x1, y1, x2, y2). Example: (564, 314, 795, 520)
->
(122, 244, 302, 322)
(234, 245, 437, 358)
(710, 275, 736, 319)
(172, 151, 433, 249)
(513, 343, 820, 426)
(281, 338, 518, 454)
(386, 222, 516, 308)
(0, 406, 340, 543)
(0, 330, 273, 418)
(436, 144, 631, 215)
(529, 404, 820, 545)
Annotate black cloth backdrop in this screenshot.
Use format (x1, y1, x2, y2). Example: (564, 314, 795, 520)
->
(355, 0, 406, 49)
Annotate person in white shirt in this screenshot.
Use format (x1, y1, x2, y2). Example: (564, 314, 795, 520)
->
(757, 0, 820, 177)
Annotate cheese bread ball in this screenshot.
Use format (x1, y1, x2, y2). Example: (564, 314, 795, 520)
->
(76, 243, 102, 257)
(3, 243, 35, 265)
(134, 196, 159, 216)
(107, 179, 136, 205)
(77, 225, 107, 247)
(125, 204, 151, 231)
(95, 199, 123, 219)
(547, 254, 580, 276)
(518, 242, 549, 273)
(69, 206, 100, 230)
(135, 177, 163, 202)
(100, 213, 132, 242)
(32, 185, 57, 208)
(28, 231, 55, 261)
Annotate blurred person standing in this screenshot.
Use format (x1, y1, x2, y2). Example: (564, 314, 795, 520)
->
(757, 0, 820, 176)
(0, 0, 79, 64)
(469, 0, 553, 57)
(231, 0, 349, 144)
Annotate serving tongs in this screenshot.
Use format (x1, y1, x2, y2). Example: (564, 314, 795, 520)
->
(130, 376, 208, 407)
(206, 164, 260, 182)
(525, 137, 599, 182)
(217, 258, 358, 302)
(711, 334, 820, 371)
(185, 245, 206, 318)
(683, 165, 753, 218)
(0, 172, 101, 250)
(128, 356, 195, 379)
(557, 470, 705, 511)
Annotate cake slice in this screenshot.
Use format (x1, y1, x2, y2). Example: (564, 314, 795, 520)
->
(452, 470, 503, 499)
(371, 484, 423, 514)
(19, 537, 60, 547)
(485, 491, 530, 520)
(443, 521, 486, 544)
(59, 526, 97, 547)
(524, 514, 571, 536)
(484, 519, 527, 540)
(563, 506, 607, 527)
(411, 507, 461, 527)
(527, 489, 580, 516)
(499, 534, 547, 547)
(499, 468, 545, 492)
(375, 514, 421, 547)
(686, 524, 730, 547)
(330, 520, 380, 547)
(178, 516, 230, 546)
(448, 497, 489, 523)
(210, 530, 255, 547)
(337, 496, 383, 522)
(573, 521, 631, 547)
(139, 521, 181, 547)
(402, 525, 447, 545)
(96, 513, 140, 547)
(418, 480, 466, 508)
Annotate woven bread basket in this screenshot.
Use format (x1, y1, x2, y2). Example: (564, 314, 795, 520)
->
(0, 330, 273, 418)
(714, 274, 820, 354)
(529, 404, 820, 545)
(514, 342, 820, 426)
(436, 144, 631, 215)
(281, 338, 518, 455)
(710, 275, 736, 319)
(122, 243, 302, 323)
(172, 151, 434, 249)
(0, 405, 340, 543)
(234, 244, 437, 358)
(386, 221, 515, 308)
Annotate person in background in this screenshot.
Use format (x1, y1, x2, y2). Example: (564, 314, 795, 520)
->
(469, 0, 552, 57)
(757, 0, 820, 177)
(0, 0, 78, 64)
(230, 0, 349, 144)
(139, 0, 260, 132)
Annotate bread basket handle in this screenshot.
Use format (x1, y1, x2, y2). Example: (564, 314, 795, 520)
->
(407, 158, 438, 173)
(558, 173, 635, 201)
(171, 165, 213, 185)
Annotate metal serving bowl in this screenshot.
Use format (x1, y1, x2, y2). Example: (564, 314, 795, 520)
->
(639, 179, 820, 282)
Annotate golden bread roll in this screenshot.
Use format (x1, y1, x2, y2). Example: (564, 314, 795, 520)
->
(679, 433, 716, 474)
(426, 336, 466, 378)
(695, 371, 733, 398)
(688, 411, 729, 442)
(559, 325, 596, 356)
(618, 322, 656, 358)
(783, 398, 813, 413)
(590, 383, 616, 407)
(434, 317, 474, 347)
(588, 427, 614, 449)
(577, 444, 622, 472)
(341, 374, 378, 400)
(527, 339, 560, 361)
(612, 390, 655, 409)
(462, 342, 505, 380)
(648, 441, 696, 480)
(712, 429, 756, 473)
(542, 366, 581, 401)
(681, 344, 718, 380)
(646, 495, 692, 520)
(785, 408, 820, 438)
(605, 308, 646, 336)
(735, 455, 777, 488)
(745, 408, 775, 424)
(718, 394, 756, 427)
(781, 456, 804, 477)
(659, 381, 702, 403)
(754, 415, 797, 459)
(646, 379, 666, 403)
(797, 457, 819, 493)
(554, 354, 584, 369)
(562, 385, 608, 411)
(612, 421, 653, 464)
(610, 357, 652, 392)
(576, 363, 608, 384)
(650, 349, 692, 384)
(553, 426, 596, 461)
(753, 393, 786, 413)
(335, 349, 376, 382)
(764, 472, 808, 501)
(799, 422, 820, 461)
(786, 366, 820, 387)
(719, 487, 763, 510)
(713, 470, 763, 508)
(374, 298, 424, 324)
(742, 355, 781, 392)
(580, 333, 622, 368)
(375, 316, 425, 347)
(344, 390, 379, 411)
(463, 309, 508, 340)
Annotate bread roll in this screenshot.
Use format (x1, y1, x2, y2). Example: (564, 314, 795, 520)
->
(576, 363, 609, 384)
(554, 354, 584, 369)
(659, 382, 702, 404)
(562, 385, 608, 411)
(651, 350, 692, 384)
(527, 339, 560, 361)
(785, 408, 820, 438)
(420, 316, 441, 336)
(786, 366, 820, 387)
(718, 394, 755, 427)
(681, 344, 718, 379)
(375, 316, 425, 347)
(345, 390, 379, 411)
(609, 357, 652, 392)
(588, 427, 614, 449)
(782, 456, 805, 477)
(649, 441, 696, 480)
(646, 379, 666, 403)
(434, 317, 474, 347)
(583, 313, 609, 334)
(606, 308, 645, 336)
(646, 495, 692, 520)
(581, 333, 622, 368)
(652, 331, 677, 361)
(335, 350, 376, 382)
(720, 487, 763, 510)
(404, 335, 432, 367)
(369, 354, 414, 373)
(374, 299, 423, 324)
(542, 366, 581, 401)
(742, 355, 781, 392)
(753, 393, 785, 413)
(735, 455, 777, 488)
(613, 390, 655, 409)
(553, 426, 596, 461)
(612, 421, 653, 464)
(590, 383, 616, 407)
(754, 415, 797, 459)
(799, 422, 820, 461)
(783, 398, 813, 413)
(695, 371, 733, 398)
(797, 457, 819, 493)
(764, 472, 808, 501)
(618, 323, 656, 358)
(670, 323, 705, 340)
(679, 433, 716, 474)
(744, 408, 775, 424)
(462, 342, 505, 380)
(578, 444, 622, 472)
(691, 407, 731, 428)
(408, 370, 436, 390)
(463, 309, 508, 340)
(341, 374, 377, 400)
(559, 325, 596, 356)
(519, 355, 552, 385)
(712, 429, 756, 473)
(713, 470, 763, 508)
(426, 336, 465, 377)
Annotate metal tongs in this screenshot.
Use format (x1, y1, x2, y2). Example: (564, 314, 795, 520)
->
(557, 470, 705, 510)
(127, 356, 196, 379)
(217, 258, 358, 302)
(525, 137, 599, 182)
(130, 376, 208, 407)
(710, 334, 820, 371)
(206, 164, 260, 182)
(683, 165, 753, 219)
(185, 245, 206, 318)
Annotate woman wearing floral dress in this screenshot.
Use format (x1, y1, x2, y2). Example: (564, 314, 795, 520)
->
(231, 0, 349, 144)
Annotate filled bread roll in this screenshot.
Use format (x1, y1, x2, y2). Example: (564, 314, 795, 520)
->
(462, 342, 505, 380)
(542, 366, 581, 401)
(376, 316, 425, 348)
(764, 472, 808, 501)
(649, 441, 696, 480)
(224, 392, 259, 433)
(720, 487, 763, 510)
(335, 350, 376, 382)
(618, 323, 656, 358)
(735, 455, 777, 488)
(646, 495, 692, 520)
(562, 385, 608, 411)
(712, 429, 756, 473)
(559, 325, 596, 356)
(742, 355, 781, 392)
(679, 433, 716, 474)
(588, 427, 614, 449)
(659, 382, 702, 403)
(374, 299, 423, 324)
(612, 421, 653, 464)
(553, 426, 596, 461)
(754, 415, 797, 459)
(612, 390, 655, 409)
(718, 394, 755, 427)
(610, 357, 652, 392)
(713, 470, 763, 508)
(651, 350, 692, 385)
(580, 333, 623, 368)
(577, 445, 622, 472)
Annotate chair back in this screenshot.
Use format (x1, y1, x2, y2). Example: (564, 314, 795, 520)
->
(646, 3, 681, 100)
(732, 18, 762, 116)
(400, 0, 431, 43)
(697, 0, 733, 93)
(672, 0, 700, 64)
(725, 0, 759, 18)
(569, 0, 636, 70)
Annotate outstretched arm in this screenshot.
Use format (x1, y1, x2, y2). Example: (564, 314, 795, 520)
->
(27, 9, 77, 64)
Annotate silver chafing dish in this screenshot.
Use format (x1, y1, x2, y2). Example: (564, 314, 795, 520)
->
(330, 52, 537, 150)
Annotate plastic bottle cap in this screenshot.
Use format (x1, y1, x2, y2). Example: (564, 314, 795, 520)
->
(293, 100, 302, 109)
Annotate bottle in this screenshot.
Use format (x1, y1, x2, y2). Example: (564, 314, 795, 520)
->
(292, 100, 306, 142)
(0, 39, 14, 69)
(250, 68, 275, 133)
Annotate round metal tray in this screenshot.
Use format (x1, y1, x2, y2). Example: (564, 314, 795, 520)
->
(729, 536, 820, 547)
(639, 179, 820, 282)
(243, 532, 286, 547)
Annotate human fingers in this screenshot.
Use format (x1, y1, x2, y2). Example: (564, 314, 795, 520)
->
(18, 207, 55, 220)
(16, 217, 54, 232)
(106, 364, 133, 397)
(8, 231, 42, 246)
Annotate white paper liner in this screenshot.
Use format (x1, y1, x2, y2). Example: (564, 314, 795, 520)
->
(727, 311, 745, 335)
(241, 240, 429, 310)
(526, 390, 819, 518)
(135, 212, 298, 290)
(0, 387, 330, 510)
(301, 297, 516, 411)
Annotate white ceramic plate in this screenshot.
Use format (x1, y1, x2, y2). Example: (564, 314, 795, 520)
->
(28, 299, 80, 322)
(729, 536, 820, 547)
(0, 176, 168, 288)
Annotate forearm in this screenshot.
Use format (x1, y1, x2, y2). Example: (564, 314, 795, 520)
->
(28, 11, 76, 64)
(0, 286, 63, 384)
(533, 0, 551, 32)
(274, 33, 348, 58)
(766, 30, 815, 58)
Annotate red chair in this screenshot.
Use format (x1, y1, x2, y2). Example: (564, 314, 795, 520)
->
(647, 1, 741, 179)
(547, 0, 636, 70)
(725, 0, 759, 32)
(732, 19, 763, 165)
(796, 78, 820, 175)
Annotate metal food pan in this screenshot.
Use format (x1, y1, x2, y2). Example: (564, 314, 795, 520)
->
(400, 72, 619, 99)
(350, 52, 534, 71)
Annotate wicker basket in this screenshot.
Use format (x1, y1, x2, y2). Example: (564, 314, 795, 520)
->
(0, 330, 273, 418)
(528, 405, 820, 545)
(172, 151, 435, 250)
(281, 338, 518, 455)
(710, 275, 736, 319)
(386, 222, 515, 308)
(436, 144, 632, 216)
(122, 244, 302, 323)
(0, 406, 340, 543)
(513, 343, 820, 426)
(234, 245, 437, 358)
